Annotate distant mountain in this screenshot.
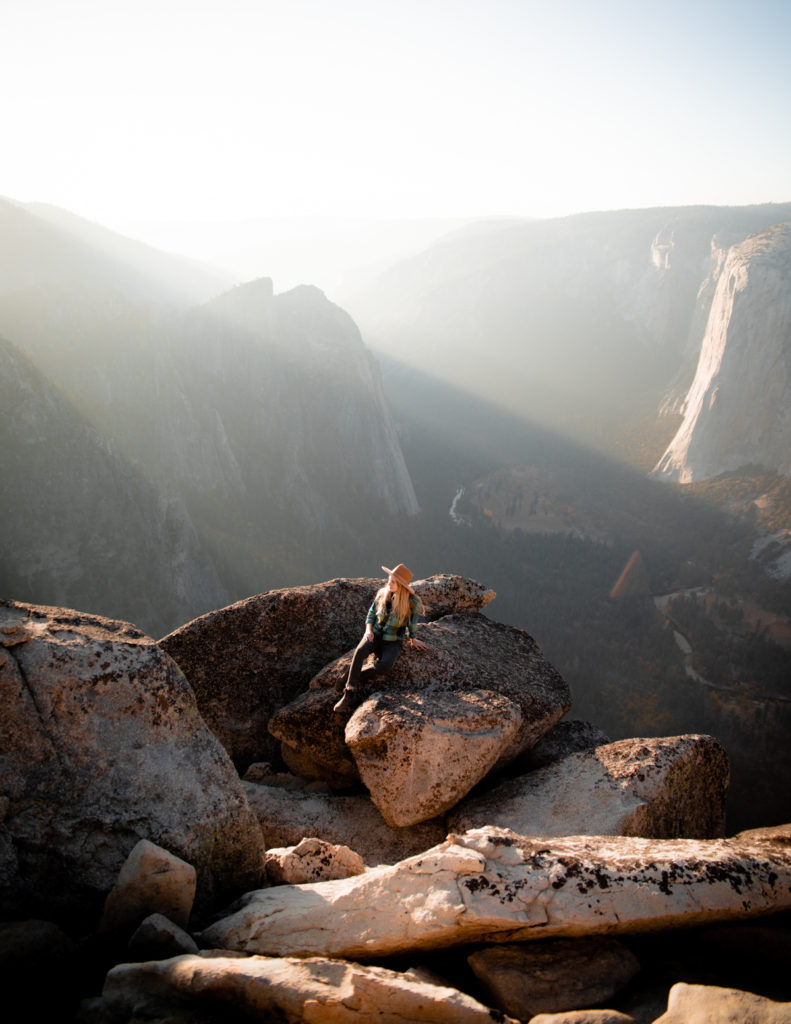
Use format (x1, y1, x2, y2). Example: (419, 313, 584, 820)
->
(654, 223, 791, 481)
(0, 199, 419, 631)
(0, 335, 227, 634)
(137, 279, 420, 595)
(0, 196, 231, 307)
(348, 203, 791, 472)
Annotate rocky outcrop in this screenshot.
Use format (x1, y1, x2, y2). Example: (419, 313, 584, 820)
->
(0, 600, 265, 928)
(198, 826, 791, 959)
(467, 937, 640, 1020)
(449, 735, 729, 839)
(655, 224, 791, 482)
(103, 953, 520, 1024)
(243, 781, 447, 866)
(159, 575, 495, 770)
(272, 613, 570, 821)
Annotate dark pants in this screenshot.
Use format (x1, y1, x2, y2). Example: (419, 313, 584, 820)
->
(343, 634, 403, 693)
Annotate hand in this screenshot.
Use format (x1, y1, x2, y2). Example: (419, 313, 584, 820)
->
(409, 638, 428, 651)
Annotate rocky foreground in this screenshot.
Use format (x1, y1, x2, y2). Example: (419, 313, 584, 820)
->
(2, 577, 791, 1023)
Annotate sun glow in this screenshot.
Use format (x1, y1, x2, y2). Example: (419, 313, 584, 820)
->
(2, 0, 790, 271)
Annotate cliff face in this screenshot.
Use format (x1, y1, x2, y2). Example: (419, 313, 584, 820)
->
(349, 205, 791, 463)
(654, 224, 791, 482)
(0, 337, 227, 634)
(157, 280, 419, 523)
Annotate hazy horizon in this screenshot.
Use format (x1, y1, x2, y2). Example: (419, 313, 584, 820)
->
(4, 0, 790, 292)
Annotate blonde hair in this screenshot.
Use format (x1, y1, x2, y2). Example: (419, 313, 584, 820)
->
(374, 581, 423, 626)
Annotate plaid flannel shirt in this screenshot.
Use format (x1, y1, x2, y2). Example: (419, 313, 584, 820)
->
(366, 596, 420, 641)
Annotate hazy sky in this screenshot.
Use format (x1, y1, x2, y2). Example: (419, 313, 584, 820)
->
(3, 0, 790, 239)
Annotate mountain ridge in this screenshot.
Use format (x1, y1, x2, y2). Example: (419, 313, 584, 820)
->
(348, 202, 791, 474)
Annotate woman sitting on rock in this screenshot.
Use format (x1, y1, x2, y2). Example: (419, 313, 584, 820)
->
(333, 563, 427, 713)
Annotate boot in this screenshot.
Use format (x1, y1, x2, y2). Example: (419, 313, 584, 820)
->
(333, 687, 358, 714)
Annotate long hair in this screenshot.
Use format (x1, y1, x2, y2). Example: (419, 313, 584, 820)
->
(374, 582, 423, 626)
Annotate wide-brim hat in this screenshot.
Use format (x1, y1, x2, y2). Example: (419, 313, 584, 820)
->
(382, 563, 416, 594)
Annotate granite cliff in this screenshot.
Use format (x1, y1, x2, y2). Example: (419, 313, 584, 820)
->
(0, 336, 226, 633)
(654, 223, 791, 481)
(348, 203, 791, 470)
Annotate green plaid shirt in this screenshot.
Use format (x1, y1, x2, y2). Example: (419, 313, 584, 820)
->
(366, 596, 420, 641)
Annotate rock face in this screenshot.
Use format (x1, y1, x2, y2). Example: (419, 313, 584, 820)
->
(159, 575, 495, 770)
(273, 614, 570, 820)
(0, 600, 265, 927)
(103, 953, 519, 1024)
(349, 204, 791, 448)
(243, 781, 447, 866)
(449, 735, 729, 839)
(655, 224, 791, 481)
(198, 826, 791, 960)
(0, 336, 227, 637)
(346, 688, 524, 826)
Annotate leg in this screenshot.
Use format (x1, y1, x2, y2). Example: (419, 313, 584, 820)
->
(344, 636, 376, 691)
(359, 638, 403, 685)
(333, 636, 375, 713)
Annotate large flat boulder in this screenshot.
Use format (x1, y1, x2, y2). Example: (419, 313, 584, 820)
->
(0, 600, 265, 928)
(102, 953, 518, 1024)
(198, 826, 791, 960)
(272, 614, 571, 818)
(449, 735, 729, 839)
(159, 575, 494, 769)
(242, 781, 446, 865)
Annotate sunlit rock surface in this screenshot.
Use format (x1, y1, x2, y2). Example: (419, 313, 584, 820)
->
(0, 600, 265, 927)
(655, 224, 791, 481)
(198, 826, 791, 960)
(449, 735, 729, 839)
(103, 953, 519, 1024)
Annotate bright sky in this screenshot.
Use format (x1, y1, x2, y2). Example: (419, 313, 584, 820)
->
(3, 0, 790, 240)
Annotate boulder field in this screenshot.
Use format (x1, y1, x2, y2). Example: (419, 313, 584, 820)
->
(1, 577, 790, 1023)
